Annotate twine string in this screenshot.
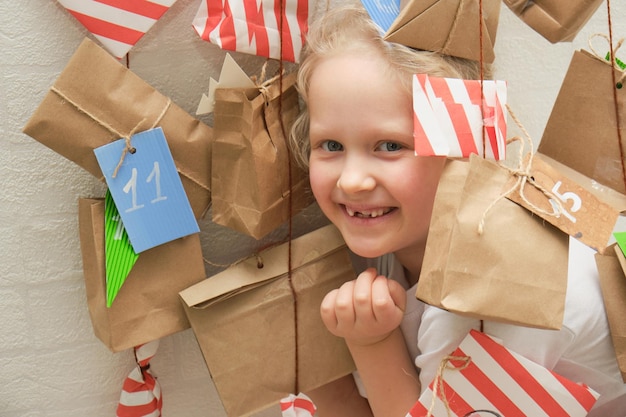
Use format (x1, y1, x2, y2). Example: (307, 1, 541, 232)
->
(478, 0, 486, 158)
(426, 355, 472, 417)
(49, 85, 172, 178)
(477, 105, 565, 235)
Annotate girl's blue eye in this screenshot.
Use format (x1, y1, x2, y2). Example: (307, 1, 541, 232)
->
(377, 142, 403, 152)
(321, 140, 343, 152)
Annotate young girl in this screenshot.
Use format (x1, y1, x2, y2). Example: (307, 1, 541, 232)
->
(290, 3, 626, 417)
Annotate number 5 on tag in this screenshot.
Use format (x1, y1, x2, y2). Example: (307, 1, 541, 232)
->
(94, 127, 200, 253)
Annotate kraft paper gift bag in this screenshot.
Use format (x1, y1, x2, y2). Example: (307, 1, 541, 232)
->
(211, 71, 314, 239)
(538, 47, 626, 195)
(503, 0, 604, 43)
(385, 0, 501, 62)
(406, 330, 599, 417)
(595, 244, 626, 382)
(417, 156, 569, 329)
(23, 38, 212, 219)
(179, 224, 356, 417)
(78, 198, 206, 352)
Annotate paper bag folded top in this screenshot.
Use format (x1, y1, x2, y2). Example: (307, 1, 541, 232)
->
(385, 0, 501, 63)
(23, 38, 213, 219)
(503, 0, 605, 43)
(179, 224, 356, 417)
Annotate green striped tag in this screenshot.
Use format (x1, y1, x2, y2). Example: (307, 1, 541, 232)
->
(104, 190, 139, 307)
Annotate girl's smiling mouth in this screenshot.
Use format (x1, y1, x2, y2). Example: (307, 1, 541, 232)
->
(343, 205, 395, 218)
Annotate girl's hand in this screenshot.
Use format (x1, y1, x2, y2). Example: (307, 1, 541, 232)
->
(320, 268, 406, 347)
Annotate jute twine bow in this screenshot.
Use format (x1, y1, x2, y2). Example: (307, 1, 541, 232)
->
(49, 86, 172, 178)
(426, 354, 472, 417)
(477, 105, 565, 235)
(588, 33, 626, 87)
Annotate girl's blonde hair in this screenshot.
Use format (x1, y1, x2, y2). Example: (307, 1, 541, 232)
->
(290, 3, 492, 169)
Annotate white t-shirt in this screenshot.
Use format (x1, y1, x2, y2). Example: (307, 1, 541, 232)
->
(354, 237, 626, 416)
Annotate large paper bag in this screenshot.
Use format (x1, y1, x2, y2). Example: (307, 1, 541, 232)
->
(211, 72, 314, 239)
(538, 48, 626, 195)
(23, 38, 212, 219)
(503, 0, 604, 43)
(179, 224, 356, 417)
(78, 198, 206, 352)
(385, 0, 501, 62)
(417, 156, 568, 329)
(595, 244, 626, 382)
(406, 330, 599, 417)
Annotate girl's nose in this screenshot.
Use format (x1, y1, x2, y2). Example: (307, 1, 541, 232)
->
(336, 158, 376, 193)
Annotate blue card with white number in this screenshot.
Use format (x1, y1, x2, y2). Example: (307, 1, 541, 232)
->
(94, 127, 199, 253)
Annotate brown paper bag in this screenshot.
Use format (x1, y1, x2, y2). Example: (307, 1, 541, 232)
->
(538, 48, 626, 195)
(594, 244, 626, 382)
(417, 156, 569, 329)
(78, 198, 206, 352)
(179, 224, 356, 417)
(385, 0, 501, 62)
(211, 72, 314, 239)
(23, 38, 212, 219)
(503, 0, 604, 43)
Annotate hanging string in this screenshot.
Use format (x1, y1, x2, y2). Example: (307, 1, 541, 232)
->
(606, 0, 626, 191)
(478, 0, 486, 158)
(277, 0, 298, 395)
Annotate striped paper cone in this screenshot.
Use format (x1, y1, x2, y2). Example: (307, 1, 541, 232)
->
(413, 74, 507, 161)
(406, 330, 599, 417)
(192, 0, 309, 62)
(280, 393, 317, 417)
(117, 341, 162, 417)
(57, 0, 178, 59)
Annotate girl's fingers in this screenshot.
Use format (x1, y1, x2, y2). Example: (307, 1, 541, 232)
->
(371, 275, 404, 325)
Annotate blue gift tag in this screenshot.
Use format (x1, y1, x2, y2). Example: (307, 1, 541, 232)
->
(361, 0, 400, 32)
(94, 127, 199, 253)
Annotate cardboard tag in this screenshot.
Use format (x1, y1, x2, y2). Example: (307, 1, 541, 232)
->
(506, 153, 626, 253)
(94, 127, 199, 253)
(104, 190, 139, 307)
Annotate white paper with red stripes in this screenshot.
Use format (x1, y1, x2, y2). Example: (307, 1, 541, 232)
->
(413, 74, 507, 161)
(57, 0, 177, 59)
(406, 330, 599, 417)
(192, 0, 309, 62)
(280, 393, 317, 417)
(117, 340, 162, 417)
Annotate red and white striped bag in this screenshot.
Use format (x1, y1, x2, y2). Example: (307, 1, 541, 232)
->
(117, 341, 162, 417)
(57, 0, 178, 59)
(413, 74, 507, 161)
(407, 330, 599, 417)
(192, 0, 309, 62)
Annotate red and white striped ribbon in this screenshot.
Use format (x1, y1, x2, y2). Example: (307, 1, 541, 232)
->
(57, 0, 178, 59)
(192, 0, 309, 62)
(406, 330, 599, 417)
(413, 74, 507, 161)
(280, 393, 317, 417)
(117, 340, 162, 417)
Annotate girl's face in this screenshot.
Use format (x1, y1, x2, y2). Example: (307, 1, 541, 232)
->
(307, 52, 445, 273)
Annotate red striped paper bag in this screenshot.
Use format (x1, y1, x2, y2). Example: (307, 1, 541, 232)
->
(57, 0, 178, 59)
(413, 74, 507, 161)
(407, 330, 599, 417)
(192, 0, 309, 62)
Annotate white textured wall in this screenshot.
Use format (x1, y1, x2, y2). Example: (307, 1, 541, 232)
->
(1, 0, 624, 416)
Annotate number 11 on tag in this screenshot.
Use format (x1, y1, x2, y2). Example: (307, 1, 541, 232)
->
(94, 127, 199, 253)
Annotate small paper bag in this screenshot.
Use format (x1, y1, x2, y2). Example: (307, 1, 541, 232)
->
(192, 0, 310, 62)
(23, 38, 212, 219)
(179, 224, 356, 417)
(538, 48, 626, 195)
(503, 0, 604, 43)
(594, 244, 626, 382)
(211, 72, 314, 239)
(385, 0, 501, 62)
(417, 156, 568, 329)
(406, 330, 600, 417)
(78, 198, 206, 352)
